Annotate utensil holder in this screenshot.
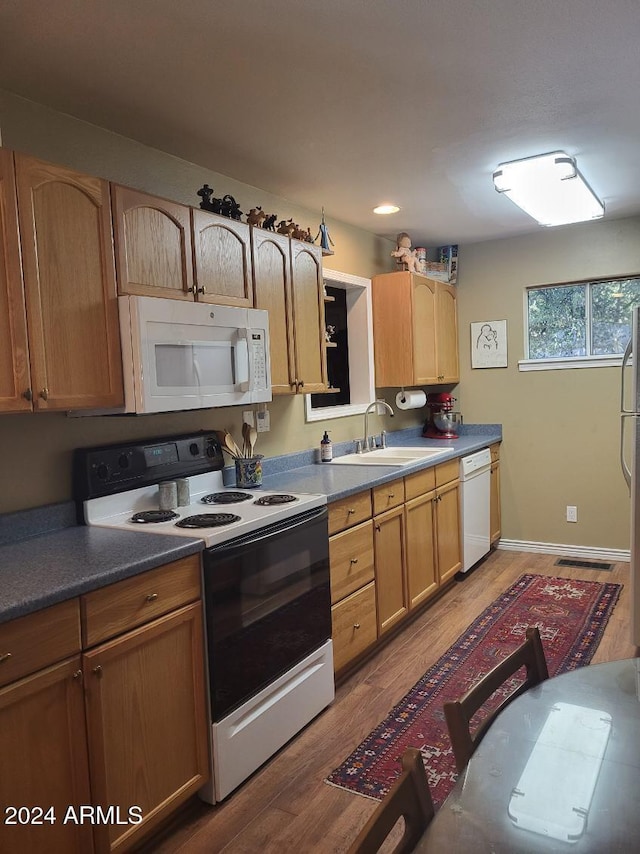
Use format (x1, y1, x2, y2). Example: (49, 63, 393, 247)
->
(235, 456, 263, 488)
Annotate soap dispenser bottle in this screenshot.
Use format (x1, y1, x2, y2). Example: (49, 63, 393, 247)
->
(320, 431, 333, 462)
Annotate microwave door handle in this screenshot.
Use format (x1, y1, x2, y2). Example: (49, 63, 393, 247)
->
(235, 329, 250, 392)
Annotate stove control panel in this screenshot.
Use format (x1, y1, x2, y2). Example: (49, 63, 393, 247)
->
(73, 432, 224, 499)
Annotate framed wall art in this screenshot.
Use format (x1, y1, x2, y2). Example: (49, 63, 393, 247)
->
(471, 320, 508, 368)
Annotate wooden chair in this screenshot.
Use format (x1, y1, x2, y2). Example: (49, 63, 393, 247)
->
(347, 747, 435, 854)
(444, 625, 549, 773)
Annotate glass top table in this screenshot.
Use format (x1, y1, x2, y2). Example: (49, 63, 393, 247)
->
(417, 658, 640, 853)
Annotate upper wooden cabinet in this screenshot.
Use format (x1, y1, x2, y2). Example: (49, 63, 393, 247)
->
(289, 240, 328, 393)
(372, 271, 459, 386)
(192, 209, 253, 306)
(0, 148, 31, 412)
(13, 154, 124, 411)
(253, 231, 327, 394)
(112, 185, 194, 300)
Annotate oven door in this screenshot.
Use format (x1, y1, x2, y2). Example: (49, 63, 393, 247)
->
(203, 506, 330, 721)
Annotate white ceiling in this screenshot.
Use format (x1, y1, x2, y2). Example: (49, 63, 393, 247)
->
(1, 0, 639, 246)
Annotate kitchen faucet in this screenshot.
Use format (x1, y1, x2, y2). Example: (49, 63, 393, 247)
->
(362, 399, 394, 452)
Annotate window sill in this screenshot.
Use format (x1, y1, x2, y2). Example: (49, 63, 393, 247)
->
(518, 355, 623, 372)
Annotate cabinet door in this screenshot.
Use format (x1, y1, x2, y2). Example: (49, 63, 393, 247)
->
(192, 209, 253, 306)
(112, 185, 194, 299)
(290, 241, 327, 392)
(436, 479, 462, 585)
(411, 275, 439, 384)
(0, 149, 31, 411)
(374, 505, 408, 634)
(372, 272, 414, 387)
(252, 228, 296, 393)
(490, 461, 501, 545)
(15, 155, 124, 411)
(83, 603, 209, 854)
(404, 491, 438, 608)
(435, 281, 459, 382)
(0, 658, 93, 854)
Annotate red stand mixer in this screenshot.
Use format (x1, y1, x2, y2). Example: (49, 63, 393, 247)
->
(422, 392, 459, 439)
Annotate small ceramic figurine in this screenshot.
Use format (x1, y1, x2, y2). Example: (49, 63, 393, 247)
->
(246, 207, 266, 227)
(324, 325, 336, 342)
(315, 207, 335, 252)
(263, 213, 277, 231)
(391, 232, 421, 274)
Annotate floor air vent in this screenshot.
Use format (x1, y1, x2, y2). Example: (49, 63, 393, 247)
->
(555, 558, 613, 571)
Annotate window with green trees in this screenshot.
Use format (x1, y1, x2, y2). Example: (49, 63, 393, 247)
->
(527, 277, 640, 359)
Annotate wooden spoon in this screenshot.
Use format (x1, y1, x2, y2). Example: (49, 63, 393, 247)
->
(217, 430, 241, 458)
(247, 425, 258, 457)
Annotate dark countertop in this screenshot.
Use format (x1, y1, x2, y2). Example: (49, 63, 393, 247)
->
(261, 428, 502, 500)
(0, 425, 500, 625)
(0, 527, 202, 625)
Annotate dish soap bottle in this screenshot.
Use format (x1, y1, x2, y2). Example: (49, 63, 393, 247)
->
(320, 431, 333, 462)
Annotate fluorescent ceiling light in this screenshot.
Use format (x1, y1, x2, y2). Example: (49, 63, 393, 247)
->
(373, 204, 400, 215)
(493, 152, 604, 226)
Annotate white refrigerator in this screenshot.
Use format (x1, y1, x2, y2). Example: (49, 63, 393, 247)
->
(620, 305, 640, 645)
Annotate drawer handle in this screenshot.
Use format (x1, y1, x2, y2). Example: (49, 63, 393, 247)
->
(347, 508, 356, 515)
(146, 593, 159, 602)
(0, 652, 12, 664)
(353, 623, 361, 630)
(92, 666, 103, 677)
(350, 558, 358, 565)
(73, 669, 83, 681)
(388, 493, 395, 499)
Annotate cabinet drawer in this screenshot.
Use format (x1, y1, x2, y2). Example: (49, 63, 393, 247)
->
(372, 479, 405, 515)
(435, 458, 459, 487)
(0, 599, 81, 687)
(329, 520, 374, 604)
(331, 582, 377, 673)
(404, 467, 436, 501)
(489, 442, 501, 463)
(328, 491, 372, 534)
(81, 554, 201, 647)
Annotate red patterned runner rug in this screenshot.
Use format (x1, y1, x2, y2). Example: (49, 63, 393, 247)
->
(325, 573, 622, 808)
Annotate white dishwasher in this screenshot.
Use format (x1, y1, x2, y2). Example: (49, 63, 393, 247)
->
(459, 448, 492, 572)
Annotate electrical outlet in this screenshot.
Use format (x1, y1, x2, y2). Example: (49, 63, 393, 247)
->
(256, 408, 270, 433)
(242, 410, 255, 428)
(566, 505, 578, 523)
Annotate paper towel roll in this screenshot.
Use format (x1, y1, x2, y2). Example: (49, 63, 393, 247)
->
(395, 390, 427, 410)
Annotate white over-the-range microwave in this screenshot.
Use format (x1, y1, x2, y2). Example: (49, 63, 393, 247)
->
(117, 295, 272, 413)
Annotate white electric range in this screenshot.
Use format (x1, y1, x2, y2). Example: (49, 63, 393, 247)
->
(74, 432, 334, 804)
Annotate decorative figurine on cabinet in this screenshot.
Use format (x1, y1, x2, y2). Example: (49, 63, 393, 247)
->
(324, 325, 336, 342)
(315, 207, 335, 252)
(263, 213, 278, 231)
(391, 232, 421, 274)
(246, 207, 266, 227)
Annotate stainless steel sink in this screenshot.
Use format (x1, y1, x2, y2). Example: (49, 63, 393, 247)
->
(331, 447, 450, 466)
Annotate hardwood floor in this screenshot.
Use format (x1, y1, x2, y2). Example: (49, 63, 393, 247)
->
(137, 551, 636, 854)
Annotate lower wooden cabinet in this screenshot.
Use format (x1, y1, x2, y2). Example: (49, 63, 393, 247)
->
(84, 602, 209, 854)
(404, 491, 438, 608)
(331, 582, 377, 673)
(490, 443, 501, 546)
(435, 477, 462, 584)
(0, 555, 209, 854)
(374, 504, 408, 634)
(0, 657, 94, 854)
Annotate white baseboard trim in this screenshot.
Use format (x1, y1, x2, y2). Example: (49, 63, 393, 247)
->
(496, 539, 630, 563)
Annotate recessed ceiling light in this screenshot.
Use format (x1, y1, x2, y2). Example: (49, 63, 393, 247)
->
(373, 204, 400, 215)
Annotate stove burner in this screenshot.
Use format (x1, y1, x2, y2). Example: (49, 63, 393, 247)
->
(254, 494, 298, 506)
(130, 510, 179, 524)
(201, 492, 253, 505)
(176, 513, 241, 529)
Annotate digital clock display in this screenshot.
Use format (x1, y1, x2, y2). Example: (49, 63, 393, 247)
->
(143, 443, 178, 466)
